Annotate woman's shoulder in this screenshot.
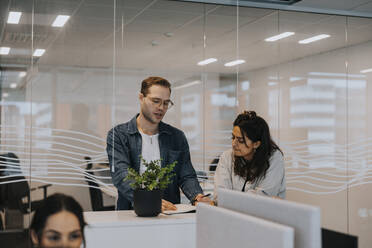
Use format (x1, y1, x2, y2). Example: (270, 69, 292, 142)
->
(220, 148, 233, 159)
(217, 148, 233, 166)
(269, 149, 284, 164)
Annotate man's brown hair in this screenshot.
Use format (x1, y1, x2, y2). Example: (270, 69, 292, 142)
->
(140, 77, 171, 96)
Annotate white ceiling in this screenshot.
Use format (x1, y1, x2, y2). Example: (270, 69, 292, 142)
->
(199, 0, 372, 13)
(1, 0, 372, 90)
(295, 0, 372, 12)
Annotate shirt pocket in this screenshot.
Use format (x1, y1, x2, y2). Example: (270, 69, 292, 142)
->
(164, 150, 183, 186)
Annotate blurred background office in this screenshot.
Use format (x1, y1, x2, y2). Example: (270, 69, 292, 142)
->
(0, 0, 372, 247)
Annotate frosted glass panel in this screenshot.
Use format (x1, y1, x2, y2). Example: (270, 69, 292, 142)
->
(0, 1, 371, 247)
(346, 16, 372, 248)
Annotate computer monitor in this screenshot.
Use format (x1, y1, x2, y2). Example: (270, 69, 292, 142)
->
(321, 228, 358, 248)
(217, 188, 321, 248)
(196, 203, 294, 248)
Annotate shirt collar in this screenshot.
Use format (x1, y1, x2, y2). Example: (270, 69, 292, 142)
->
(127, 113, 171, 135)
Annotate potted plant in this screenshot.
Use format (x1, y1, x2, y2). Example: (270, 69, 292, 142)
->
(124, 157, 177, 217)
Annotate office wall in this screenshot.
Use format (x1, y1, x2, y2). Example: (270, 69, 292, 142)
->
(239, 38, 372, 240)
(0, 1, 371, 247)
(236, 14, 372, 248)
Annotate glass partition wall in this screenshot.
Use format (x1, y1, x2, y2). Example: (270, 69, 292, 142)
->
(1, 1, 372, 247)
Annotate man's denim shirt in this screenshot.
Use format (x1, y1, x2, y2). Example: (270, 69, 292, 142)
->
(106, 114, 203, 210)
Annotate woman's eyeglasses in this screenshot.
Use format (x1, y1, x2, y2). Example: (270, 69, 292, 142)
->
(232, 134, 245, 144)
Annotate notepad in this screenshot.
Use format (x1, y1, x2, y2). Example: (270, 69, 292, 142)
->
(162, 204, 196, 215)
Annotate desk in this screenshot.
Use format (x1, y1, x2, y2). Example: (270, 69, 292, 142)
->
(84, 210, 196, 248)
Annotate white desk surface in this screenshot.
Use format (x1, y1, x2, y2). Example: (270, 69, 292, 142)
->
(84, 210, 196, 248)
(84, 210, 195, 227)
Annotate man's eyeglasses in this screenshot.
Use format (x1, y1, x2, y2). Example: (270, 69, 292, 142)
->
(146, 96, 174, 109)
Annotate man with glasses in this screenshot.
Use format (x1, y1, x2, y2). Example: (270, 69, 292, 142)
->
(107, 76, 212, 210)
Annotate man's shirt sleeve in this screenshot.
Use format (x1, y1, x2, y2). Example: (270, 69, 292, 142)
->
(177, 132, 203, 202)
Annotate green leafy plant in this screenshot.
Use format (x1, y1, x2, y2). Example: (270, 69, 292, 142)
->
(124, 157, 177, 191)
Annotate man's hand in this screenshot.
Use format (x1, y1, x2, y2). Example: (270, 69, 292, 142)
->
(162, 199, 177, 212)
(193, 194, 214, 206)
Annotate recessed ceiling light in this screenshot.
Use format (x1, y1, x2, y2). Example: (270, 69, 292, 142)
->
(224, 59, 246, 67)
(360, 68, 372, 74)
(0, 47, 10, 55)
(19, 71, 27, 78)
(299, 34, 330, 44)
(33, 49, 45, 57)
(164, 32, 174, 38)
(10, 83, 17, 89)
(197, 58, 217, 66)
(173, 80, 201, 90)
(52, 15, 70, 27)
(7, 11, 22, 24)
(265, 32, 295, 42)
(2, 93, 9, 98)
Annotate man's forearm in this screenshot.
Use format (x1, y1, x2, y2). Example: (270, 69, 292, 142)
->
(180, 176, 203, 201)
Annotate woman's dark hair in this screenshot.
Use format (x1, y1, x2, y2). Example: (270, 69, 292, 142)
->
(30, 193, 86, 247)
(233, 110, 282, 184)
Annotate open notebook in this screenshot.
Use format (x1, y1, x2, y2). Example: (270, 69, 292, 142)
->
(162, 204, 196, 215)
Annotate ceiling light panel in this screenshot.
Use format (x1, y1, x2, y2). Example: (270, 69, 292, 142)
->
(33, 49, 45, 57)
(19, 72, 27, 78)
(360, 68, 372, 73)
(241, 0, 302, 5)
(197, 58, 217, 66)
(299, 34, 330, 44)
(224, 60, 246, 67)
(265, 32, 295, 42)
(0, 47, 11, 55)
(7, 11, 22, 24)
(52, 15, 70, 27)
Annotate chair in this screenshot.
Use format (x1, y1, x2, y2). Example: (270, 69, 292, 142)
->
(209, 157, 220, 172)
(0, 229, 31, 248)
(0, 153, 51, 229)
(196, 170, 208, 181)
(85, 157, 115, 211)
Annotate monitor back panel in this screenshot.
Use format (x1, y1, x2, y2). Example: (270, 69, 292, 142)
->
(218, 188, 321, 248)
(196, 204, 294, 248)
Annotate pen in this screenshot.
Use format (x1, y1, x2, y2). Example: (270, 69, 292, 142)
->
(191, 193, 211, 205)
(201, 193, 211, 198)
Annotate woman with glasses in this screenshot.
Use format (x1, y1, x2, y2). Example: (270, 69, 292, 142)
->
(214, 111, 285, 202)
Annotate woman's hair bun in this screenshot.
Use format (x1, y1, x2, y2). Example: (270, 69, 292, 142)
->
(242, 110, 257, 119)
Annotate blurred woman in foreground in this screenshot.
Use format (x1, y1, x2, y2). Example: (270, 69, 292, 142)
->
(30, 193, 86, 248)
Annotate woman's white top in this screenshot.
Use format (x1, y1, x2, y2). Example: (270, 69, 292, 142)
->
(214, 148, 286, 200)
